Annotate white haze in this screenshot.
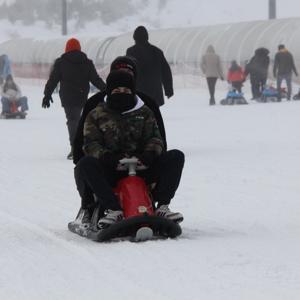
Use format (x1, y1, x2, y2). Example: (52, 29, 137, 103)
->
(0, 0, 300, 43)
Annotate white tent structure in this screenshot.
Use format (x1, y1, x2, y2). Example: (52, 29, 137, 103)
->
(1, 18, 300, 84)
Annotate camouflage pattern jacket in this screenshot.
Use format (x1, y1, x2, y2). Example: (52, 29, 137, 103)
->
(83, 102, 164, 159)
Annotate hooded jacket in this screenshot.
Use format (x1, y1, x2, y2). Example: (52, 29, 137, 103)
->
(44, 50, 106, 107)
(83, 101, 164, 160)
(200, 45, 224, 78)
(72, 90, 167, 164)
(245, 47, 270, 79)
(126, 27, 173, 107)
(227, 62, 245, 82)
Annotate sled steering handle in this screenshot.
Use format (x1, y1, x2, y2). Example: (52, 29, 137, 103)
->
(117, 157, 147, 175)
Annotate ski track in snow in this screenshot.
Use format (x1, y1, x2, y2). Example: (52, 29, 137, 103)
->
(1, 82, 300, 300)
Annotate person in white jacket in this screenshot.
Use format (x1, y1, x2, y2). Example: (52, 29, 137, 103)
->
(1, 75, 28, 114)
(201, 45, 224, 105)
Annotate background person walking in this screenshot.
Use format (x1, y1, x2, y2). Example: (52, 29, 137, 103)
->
(201, 45, 224, 105)
(273, 44, 298, 101)
(42, 38, 106, 159)
(126, 26, 173, 107)
(245, 48, 270, 100)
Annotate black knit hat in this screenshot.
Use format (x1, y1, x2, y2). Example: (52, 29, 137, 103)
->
(133, 26, 149, 43)
(110, 56, 137, 78)
(106, 70, 135, 96)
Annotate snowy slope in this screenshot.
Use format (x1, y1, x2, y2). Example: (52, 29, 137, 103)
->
(1, 81, 300, 300)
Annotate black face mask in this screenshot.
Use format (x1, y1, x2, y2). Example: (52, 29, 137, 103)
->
(107, 93, 137, 113)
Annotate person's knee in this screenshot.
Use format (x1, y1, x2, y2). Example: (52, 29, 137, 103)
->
(75, 156, 99, 173)
(165, 149, 185, 167)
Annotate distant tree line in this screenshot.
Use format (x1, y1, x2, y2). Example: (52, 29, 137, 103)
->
(0, 0, 142, 28)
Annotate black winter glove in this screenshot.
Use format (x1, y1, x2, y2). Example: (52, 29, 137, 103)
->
(101, 152, 123, 169)
(166, 91, 174, 99)
(137, 151, 157, 167)
(42, 96, 53, 108)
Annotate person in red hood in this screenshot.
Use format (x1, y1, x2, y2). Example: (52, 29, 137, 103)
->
(42, 38, 106, 160)
(227, 60, 245, 93)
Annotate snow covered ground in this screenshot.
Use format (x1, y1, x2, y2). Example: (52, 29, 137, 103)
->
(1, 81, 300, 300)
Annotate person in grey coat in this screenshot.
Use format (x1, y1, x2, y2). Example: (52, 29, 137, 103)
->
(201, 45, 224, 105)
(273, 44, 298, 100)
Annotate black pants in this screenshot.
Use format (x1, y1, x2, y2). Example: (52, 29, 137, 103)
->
(63, 106, 82, 146)
(250, 76, 267, 99)
(74, 150, 185, 211)
(206, 77, 218, 105)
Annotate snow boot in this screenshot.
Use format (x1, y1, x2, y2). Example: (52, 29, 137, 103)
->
(155, 205, 184, 223)
(97, 209, 123, 229)
(72, 207, 92, 229)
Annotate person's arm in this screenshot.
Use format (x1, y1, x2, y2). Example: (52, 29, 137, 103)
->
(73, 92, 106, 164)
(89, 61, 106, 92)
(44, 59, 61, 98)
(82, 109, 110, 159)
(244, 61, 250, 77)
(160, 52, 173, 98)
(241, 68, 246, 81)
(227, 70, 231, 82)
(217, 56, 224, 80)
(137, 109, 164, 166)
(126, 47, 132, 56)
(1, 88, 10, 98)
(138, 92, 167, 150)
(142, 109, 164, 155)
(15, 84, 22, 99)
(273, 53, 278, 77)
(291, 54, 298, 76)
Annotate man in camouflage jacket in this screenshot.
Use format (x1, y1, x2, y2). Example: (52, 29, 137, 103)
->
(74, 70, 184, 227)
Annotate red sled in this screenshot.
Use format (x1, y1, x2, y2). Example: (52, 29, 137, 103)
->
(69, 158, 182, 242)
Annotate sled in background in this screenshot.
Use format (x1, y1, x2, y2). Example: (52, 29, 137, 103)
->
(220, 87, 248, 105)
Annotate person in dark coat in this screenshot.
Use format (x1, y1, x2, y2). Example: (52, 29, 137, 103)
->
(273, 44, 298, 100)
(42, 38, 106, 159)
(126, 26, 173, 107)
(72, 56, 167, 165)
(72, 69, 184, 228)
(245, 47, 270, 99)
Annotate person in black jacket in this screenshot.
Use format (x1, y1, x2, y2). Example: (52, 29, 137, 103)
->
(273, 44, 298, 100)
(42, 38, 106, 159)
(71, 56, 170, 224)
(245, 47, 270, 100)
(126, 26, 173, 107)
(72, 56, 167, 165)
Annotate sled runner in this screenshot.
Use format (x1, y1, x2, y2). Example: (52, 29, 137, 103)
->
(68, 157, 182, 242)
(259, 85, 287, 102)
(220, 88, 248, 105)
